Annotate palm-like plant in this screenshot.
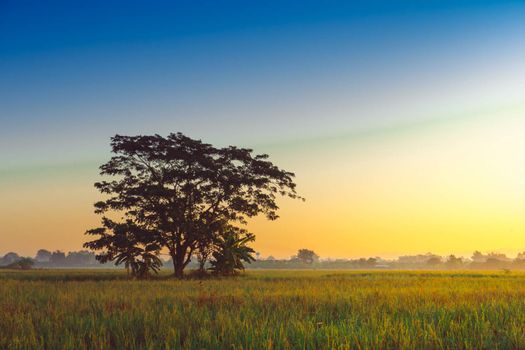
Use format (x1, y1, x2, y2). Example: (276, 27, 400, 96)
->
(134, 249, 163, 278)
(85, 220, 162, 278)
(114, 245, 162, 278)
(210, 229, 256, 276)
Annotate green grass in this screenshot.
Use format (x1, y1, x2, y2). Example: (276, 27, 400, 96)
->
(2, 269, 525, 349)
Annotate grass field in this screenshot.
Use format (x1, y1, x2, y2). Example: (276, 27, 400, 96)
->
(2, 269, 525, 349)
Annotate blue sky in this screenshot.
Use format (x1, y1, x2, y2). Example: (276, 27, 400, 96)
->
(2, 0, 524, 169)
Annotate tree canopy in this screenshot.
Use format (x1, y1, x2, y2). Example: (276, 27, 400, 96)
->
(296, 249, 319, 264)
(85, 133, 302, 278)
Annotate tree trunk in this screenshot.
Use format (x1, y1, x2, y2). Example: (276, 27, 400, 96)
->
(172, 255, 184, 279)
(198, 258, 206, 272)
(197, 251, 208, 272)
(171, 243, 194, 279)
(174, 265, 184, 279)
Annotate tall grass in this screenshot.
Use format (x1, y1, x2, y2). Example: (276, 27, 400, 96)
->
(2, 270, 525, 349)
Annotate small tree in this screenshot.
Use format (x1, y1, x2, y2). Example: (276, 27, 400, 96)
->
(6, 258, 34, 270)
(210, 228, 256, 276)
(85, 219, 162, 278)
(194, 219, 226, 274)
(50, 251, 66, 265)
(446, 255, 463, 268)
(471, 251, 485, 263)
(35, 249, 52, 262)
(195, 240, 213, 274)
(297, 249, 319, 264)
(65, 250, 97, 267)
(0, 252, 20, 266)
(426, 256, 442, 266)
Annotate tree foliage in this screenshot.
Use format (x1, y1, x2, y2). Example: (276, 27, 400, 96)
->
(85, 133, 302, 278)
(50, 251, 66, 265)
(5, 257, 34, 270)
(35, 249, 52, 262)
(85, 219, 162, 278)
(296, 249, 319, 264)
(209, 227, 256, 276)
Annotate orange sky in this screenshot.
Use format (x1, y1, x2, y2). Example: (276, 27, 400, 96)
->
(2, 109, 525, 259)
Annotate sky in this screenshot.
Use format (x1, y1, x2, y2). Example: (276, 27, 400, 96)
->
(1, 0, 525, 258)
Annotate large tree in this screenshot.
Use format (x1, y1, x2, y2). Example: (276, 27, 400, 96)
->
(85, 133, 302, 278)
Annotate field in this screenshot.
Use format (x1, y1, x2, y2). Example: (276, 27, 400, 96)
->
(2, 270, 525, 349)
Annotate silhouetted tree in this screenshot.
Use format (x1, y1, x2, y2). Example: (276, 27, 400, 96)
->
(0, 252, 20, 266)
(296, 249, 319, 264)
(486, 252, 510, 261)
(516, 251, 525, 261)
(355, 258, 377, 268)
(471, 251, 485, 263)
(426, 256, 442, 266)
(446, 255, 463, 268)
(366, 257, 377, 267)
(196, 238, 213, 273)
(85, 133, 302, 278)
(194, 219, 228, 274)
(65, 250, 97, 266)
(35, 249, 52, 262)
(209, 228, 256, 276)
(7, 257, 34, 270)
(85, 220, 162, 278)
(50, 251, 66, 265)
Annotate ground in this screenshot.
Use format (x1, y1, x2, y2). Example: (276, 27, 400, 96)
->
(2, 269, 525, 349)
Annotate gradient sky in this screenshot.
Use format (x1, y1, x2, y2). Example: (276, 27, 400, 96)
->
(1, 0, 525, 258)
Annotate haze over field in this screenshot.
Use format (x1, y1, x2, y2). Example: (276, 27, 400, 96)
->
(1, 0, 525, 258)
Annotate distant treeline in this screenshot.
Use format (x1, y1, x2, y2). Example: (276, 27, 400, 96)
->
(0, 249, 178, 269)
(3, 249, 525, 270)
(249, 250, 525, 270)
(0, 250, 102, 268)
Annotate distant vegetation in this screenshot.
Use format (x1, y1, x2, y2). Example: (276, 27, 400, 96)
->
(0, 250, 99, 269)
(252, 250, 525, 270)
(4, 249, 525, 271)
(0, 257, 34, 270)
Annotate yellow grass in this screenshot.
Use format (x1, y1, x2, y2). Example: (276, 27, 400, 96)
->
(2, 269, 525, 349)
